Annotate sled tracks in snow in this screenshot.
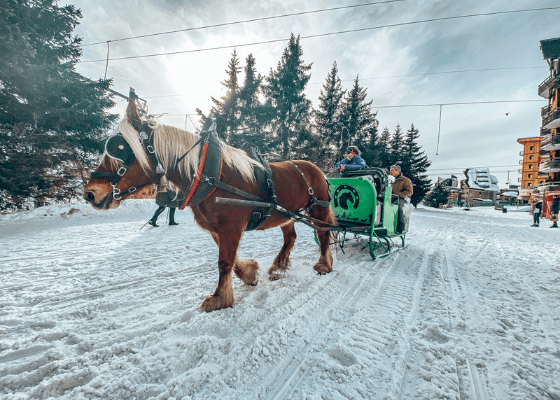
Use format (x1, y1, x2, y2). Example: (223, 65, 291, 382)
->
(250, 246, 433, 400)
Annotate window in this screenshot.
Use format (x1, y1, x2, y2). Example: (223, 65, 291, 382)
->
(528, 182, 532, 187)
(529, 155, 534, 160)
(529, 164, 533, 169)
(530, 146, 535, 150)
(528, 174, 533, 178)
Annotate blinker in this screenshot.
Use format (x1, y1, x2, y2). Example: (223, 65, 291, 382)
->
(105, 134, 135, 165)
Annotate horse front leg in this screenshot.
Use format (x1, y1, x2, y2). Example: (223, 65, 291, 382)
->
(211, 232, 259, 286)
(201, 230, 242, 312)
(268, 221, 297, 280)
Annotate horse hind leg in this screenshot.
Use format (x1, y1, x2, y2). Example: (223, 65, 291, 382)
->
(234, 257, 259, 286)
(268, 221, 297, 280)
(310, 206, 335, 275)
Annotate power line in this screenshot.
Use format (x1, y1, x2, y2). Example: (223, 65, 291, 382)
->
(371, 99, 545, 108)
(81, 0, 406, 47)
(137, 66, 543, 99)
(319, 66, 544, 85)
(429, 165, 519, 171)
(80, 6, 560, 63)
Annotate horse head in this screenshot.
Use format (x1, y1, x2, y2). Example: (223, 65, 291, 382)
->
(84, 99, 159, 210)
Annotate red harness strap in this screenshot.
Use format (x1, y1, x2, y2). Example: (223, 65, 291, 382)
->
(179, 142, 223, 210)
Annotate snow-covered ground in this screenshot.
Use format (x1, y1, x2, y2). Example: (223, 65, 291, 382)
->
(1, 202, 559, 400)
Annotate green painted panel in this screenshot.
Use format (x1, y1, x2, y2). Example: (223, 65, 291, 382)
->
(383, 180, 398, 234)
(328, 176, 377, 224)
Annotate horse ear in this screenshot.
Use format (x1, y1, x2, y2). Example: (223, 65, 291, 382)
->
(126, 98, 142, 131)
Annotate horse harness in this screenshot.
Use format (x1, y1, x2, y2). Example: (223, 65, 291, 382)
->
(93, 117, 331, 230)
(173, 118, 331, 231)
(91, 122, 162, 200)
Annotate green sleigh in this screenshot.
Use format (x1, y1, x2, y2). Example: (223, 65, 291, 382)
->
(320, 168, 407, 260)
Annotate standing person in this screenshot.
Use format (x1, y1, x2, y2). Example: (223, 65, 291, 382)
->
(531, 199, 543, 227)
(389, 164, 414, 234)
(148, 176, 183, 227)
(550, 194, 560, 228)
(335, 145, 366, 176)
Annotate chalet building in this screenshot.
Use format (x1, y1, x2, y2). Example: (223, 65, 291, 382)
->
(537, 37, 560, 197)
(457, 179, 496, 205)
(517, 136, 545, 202)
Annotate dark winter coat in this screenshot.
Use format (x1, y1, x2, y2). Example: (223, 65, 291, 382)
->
(552, 197, 560, 214)
(392, 173, 414, 199)
(156, 190, 183, 208)
(336, 154, 366, 171)
(534, 201, 543, 214)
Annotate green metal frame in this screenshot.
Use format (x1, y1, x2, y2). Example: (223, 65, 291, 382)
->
(325, 174, 406, 260)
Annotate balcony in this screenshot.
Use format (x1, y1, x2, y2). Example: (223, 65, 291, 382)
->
(538, 74, 560, 99)
(541, 134, 560, 151)
(518, 188, 534, 197)
(536, 181, 560, 194)
(541, 127, 551, 136)
(519, 150, 524, 156)
(542, 106, 560, 129)
(539, 157, 560, 173)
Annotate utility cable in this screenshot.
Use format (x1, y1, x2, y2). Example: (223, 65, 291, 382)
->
(371, 99, 545, 108)
(80, 6, 560, 63)
(81, 0, 406, 47)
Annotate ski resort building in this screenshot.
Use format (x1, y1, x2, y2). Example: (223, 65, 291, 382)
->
(517, 136, 545, 202)
(537, 37, 560, 198)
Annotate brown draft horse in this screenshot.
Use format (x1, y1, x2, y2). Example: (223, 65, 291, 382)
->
(84, 100, 336, 312)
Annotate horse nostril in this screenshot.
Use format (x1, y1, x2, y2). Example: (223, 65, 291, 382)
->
(84, 191, 96, 203)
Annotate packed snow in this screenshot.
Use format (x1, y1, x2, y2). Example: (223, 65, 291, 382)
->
(1, 201, 559, 400)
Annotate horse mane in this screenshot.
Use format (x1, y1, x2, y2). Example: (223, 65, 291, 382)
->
(147, 120, 261, 182)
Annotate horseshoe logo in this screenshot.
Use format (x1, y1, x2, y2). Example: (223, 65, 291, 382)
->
(333, 185, 360, 210)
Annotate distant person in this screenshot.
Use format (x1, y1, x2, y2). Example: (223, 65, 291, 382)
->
(389, 164, 413, 234)
(531, 199, 542, 227)
(335, 145, 366, 176)
(148, 176, 183, 227)
(550, 194, 560, 228)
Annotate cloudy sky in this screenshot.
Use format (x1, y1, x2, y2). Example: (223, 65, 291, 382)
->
(69, 0, 560, 187)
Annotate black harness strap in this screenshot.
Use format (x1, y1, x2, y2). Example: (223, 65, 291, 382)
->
(288, 161, 331, 211)
(203, 176, 263, 201)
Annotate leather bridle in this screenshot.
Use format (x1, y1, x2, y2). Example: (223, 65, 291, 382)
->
(90, 122, 162, 200)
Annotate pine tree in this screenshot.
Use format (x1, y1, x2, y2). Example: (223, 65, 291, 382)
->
(389, 124, 405, 166)
(210, 49, 242, 144)
(315, 61, 345, 166)
(375, 127, 392, 168)
(424, 182, 450, 208)
(338, 76, 378, 162)
(401, 123, 432, 207)
(232, 54, 266, 149)
(263, 34, 312, 159)
(0, 0, 117, 211)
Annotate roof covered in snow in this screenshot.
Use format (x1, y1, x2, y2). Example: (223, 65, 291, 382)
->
(464, 168, 500, 192)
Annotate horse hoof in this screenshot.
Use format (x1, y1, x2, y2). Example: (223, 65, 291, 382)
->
(200, 295, 233, 312)
(268, 271, 286, 281)
(313, 264, 332, 275)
